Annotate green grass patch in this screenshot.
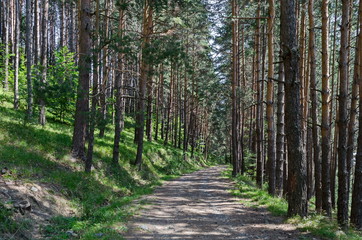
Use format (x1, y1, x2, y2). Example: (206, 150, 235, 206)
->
(0, 90, 218, 239)
(223, 168, 362, 240)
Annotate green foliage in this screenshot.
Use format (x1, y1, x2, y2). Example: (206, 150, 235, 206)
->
(243, 149, 256, 177)
(0, 94, 210, 239)
(0, 203, 19, 234)
(33, 47, 78, 122)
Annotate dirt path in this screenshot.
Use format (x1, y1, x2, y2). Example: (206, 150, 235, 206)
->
(123, 166, 309, 240)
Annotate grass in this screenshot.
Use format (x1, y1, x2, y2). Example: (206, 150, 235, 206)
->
(223, 168, 362, 240)
(0, 91, 217, 239)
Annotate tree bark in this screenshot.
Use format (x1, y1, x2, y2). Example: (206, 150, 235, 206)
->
(134, 0, 153, 170)
(231, 0, 240, 177)
(72, 0, 91, 160)
(351, 0, 362, 230)
(275, 61, 285, 197)
(266, 0, 276, 195)
(39, 0, 49, 126)
(308, 0, 322, 213)
(255, 1, 263, 186)
(337, 0, 350, 228)
(13, 0, 20, 109)
(321, 0, 332, 216)
(113, 4, 126, 166)
(281, 0, 308, 217)
(25, 0, 33, 120)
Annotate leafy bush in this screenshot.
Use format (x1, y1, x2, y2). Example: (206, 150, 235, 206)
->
(34, 47, 78, 122)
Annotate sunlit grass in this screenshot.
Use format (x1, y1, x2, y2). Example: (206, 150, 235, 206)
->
(0, 90, 217, 239)
(224, 168, 362, 240)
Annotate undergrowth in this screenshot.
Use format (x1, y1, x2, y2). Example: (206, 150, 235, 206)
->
(0, 91, 216, 239)
(224, 168, 362, 240)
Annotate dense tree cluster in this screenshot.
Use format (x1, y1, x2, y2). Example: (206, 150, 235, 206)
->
(1, 0, 362, 232)
(211, 0, 362, 229)
(0, 0, 217, 171)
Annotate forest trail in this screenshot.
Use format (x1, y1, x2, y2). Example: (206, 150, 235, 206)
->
(124, 166, 308, 240)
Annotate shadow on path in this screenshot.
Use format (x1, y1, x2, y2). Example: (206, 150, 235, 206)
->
(123, 166, 308, 240)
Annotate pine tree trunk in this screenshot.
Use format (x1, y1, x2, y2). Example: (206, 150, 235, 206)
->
(275, 62, 285, 197)
(321, 0, 332, 216)
(135, 0, 153, 170)
(85, 0, 100, 172)
(164, 64, 174, 145)
(34, 0, 40, 64)
(350, 0, 362, 230)
(25, 0, 33, 120)
(346, 32, 359, 203)
(113, 5, 126, 166)
(3, 0, 9, 91)
(146, 67, 153, 141)
(337, 0, 350, 228)
(1, 0, 9, 91)
(308, 0, 322, 213)
(255, 1, 263, 186)
(60, 0, 66, 47)
(72, 0, 91, 160)
(231, 0, 240, 177)
(281, 0, 308, 217)
(99, 0, 110, 138)
(13, 0, 20, 109)
(266, 0, 276, 195)
(39, 0, 48, 126)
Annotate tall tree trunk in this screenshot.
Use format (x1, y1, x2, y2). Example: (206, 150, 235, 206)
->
(337, 0, 350, 228)
(99, 0, 110, 138)
(231, 0, 240, 177)
(267, 0, 276, 195)
(113, 4, 126, 166)
(308, 0, 322, 213)
(85, 0, 100, 172)
(34, 0, 40, 65)
(321, 0, 332, 216)
(25, 0, 33, 120)
(134, 0, 153, 170)
(164, 64, 174, 145)
(351, 0, 362, 230)
(13, 0, 20, 109)
(146, 67, 153, 141)
(72, 0, 91, 160)
(60, 0, 66, 47)
(275, 61, 285, 197)
(281, 0, 308, 217)
(346, 31, 359, 208)
(69, 2, 75, 52)
(39, 0, 49, 126)
(255, 1, 263, 186)
(3, 0, 9, 91)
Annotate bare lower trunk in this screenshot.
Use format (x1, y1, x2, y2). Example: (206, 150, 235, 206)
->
(308, 0, 322, 213)
(281, 0, 308, 217)
(275, 62, 285, 197)
(337, 0, 350, 228)
(72, 0, 91, 160)
(39, 0, 49, 126)
(350, 0, 362, 230)
(321, 0, 332, 216)
(135, 0, 153, 170)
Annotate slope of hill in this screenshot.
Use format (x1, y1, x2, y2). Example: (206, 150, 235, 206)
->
(0, 92, 212, 239)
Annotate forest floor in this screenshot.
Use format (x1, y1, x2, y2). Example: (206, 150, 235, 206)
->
(0, 93, 212, 240)
(123, 166, 316, 240)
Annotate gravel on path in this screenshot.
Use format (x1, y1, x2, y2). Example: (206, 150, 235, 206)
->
(123, 166, 312, 240)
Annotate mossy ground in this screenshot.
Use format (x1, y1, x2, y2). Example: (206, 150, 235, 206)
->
(0, 91, 216, 239)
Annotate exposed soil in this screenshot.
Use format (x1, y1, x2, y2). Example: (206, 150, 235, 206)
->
(0, 175, 77, 239)
(124, 166, 316, 240)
